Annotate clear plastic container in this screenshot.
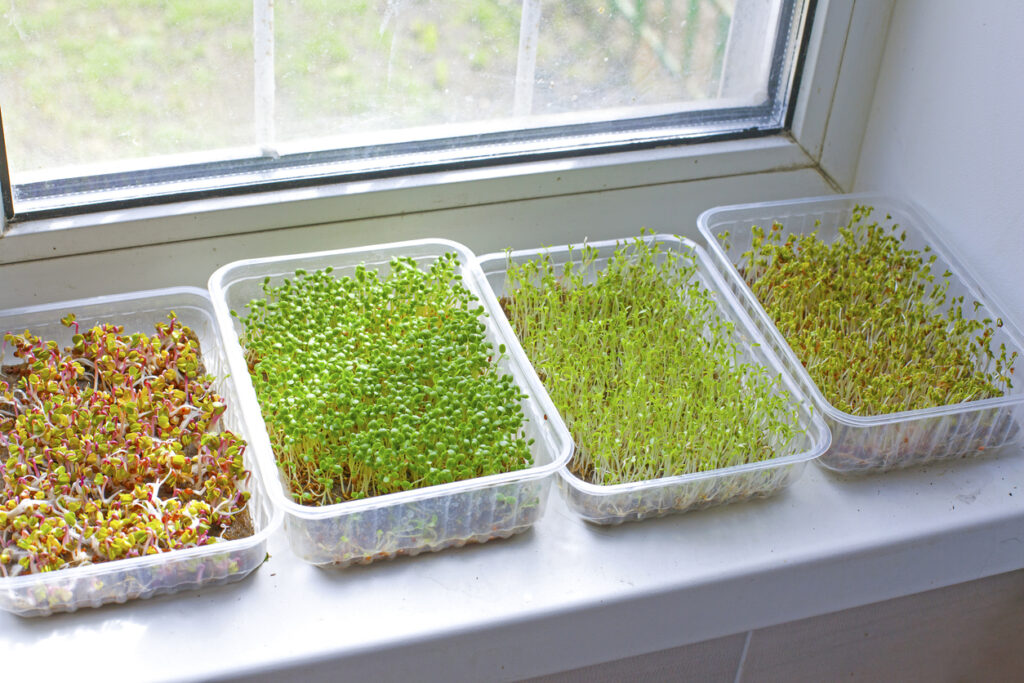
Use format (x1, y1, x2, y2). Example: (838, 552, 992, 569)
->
(0, 288, 280, 616)
(698, 193, 1024, 474)
(208, 239, 572, 566)
(476, 234, 830, 525)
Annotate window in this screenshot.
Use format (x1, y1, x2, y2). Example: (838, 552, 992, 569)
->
(0, 0, 813, 221)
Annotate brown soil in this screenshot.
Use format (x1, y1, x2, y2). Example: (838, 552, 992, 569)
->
(222, 506, 254, 541)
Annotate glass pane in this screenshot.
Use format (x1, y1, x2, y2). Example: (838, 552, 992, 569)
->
(0, 1, 253, 176)
(275, 0, 743, 144)
(0, 0, 802, 216)
(276, 0, 521, 140)
(532, 1, 735, 113)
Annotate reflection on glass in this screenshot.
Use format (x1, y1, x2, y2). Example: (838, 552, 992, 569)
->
(275, 0, 741, 143)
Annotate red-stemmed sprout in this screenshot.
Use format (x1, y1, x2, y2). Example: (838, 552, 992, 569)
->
(0, 313, 251, 577)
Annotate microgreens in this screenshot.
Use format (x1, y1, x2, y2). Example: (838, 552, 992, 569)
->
(501, 236, 802, 486)
(729, 205, 1018, 415)
(238, 253, 534, 506)
(0, 314, 252, 578)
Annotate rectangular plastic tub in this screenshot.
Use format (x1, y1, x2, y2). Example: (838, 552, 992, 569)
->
(476, 234, 830, 525)
(0, 288, 280, 617)
(699, 193, 1024, 473)
(208, 239, 572, 566)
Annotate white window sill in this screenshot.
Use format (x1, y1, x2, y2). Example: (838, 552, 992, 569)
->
(0, 136, 813, 265)
(2, 441, 1021, 680)
(4, 134, 1022, 681)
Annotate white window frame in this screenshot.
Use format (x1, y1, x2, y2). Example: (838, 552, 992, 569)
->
(0, 0, 892, 307)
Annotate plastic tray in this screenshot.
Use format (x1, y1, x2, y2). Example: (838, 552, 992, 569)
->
(208, 239, 572, 566)
(0, 288, 280, 616)
(698, 193, 1024, 473)
(476, 234, 830, 525)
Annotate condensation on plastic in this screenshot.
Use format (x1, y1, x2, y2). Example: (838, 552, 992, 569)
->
(476, 234, 830, 525)
(208, 239, 572, 566)
(0, 288, 280, 617)
(698, 193, 1024, 474)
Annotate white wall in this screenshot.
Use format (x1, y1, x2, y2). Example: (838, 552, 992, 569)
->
(855, 0, 1024, 327)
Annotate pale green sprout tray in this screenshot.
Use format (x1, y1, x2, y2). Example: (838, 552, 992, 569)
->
(477, 234, 830, 525)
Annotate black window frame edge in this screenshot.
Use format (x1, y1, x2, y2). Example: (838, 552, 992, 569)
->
(0, 0, 815, 225)
(0, 106, 13, 224)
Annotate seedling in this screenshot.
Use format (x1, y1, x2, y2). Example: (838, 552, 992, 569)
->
(0, 314, 252, 578)
(501, 236, 802, 488)
(237, 253, 534, 508)
(729, 205, 1017, 416)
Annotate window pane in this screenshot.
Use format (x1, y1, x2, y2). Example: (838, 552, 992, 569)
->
(531, 1, 735, 113)
(276, 1, 522, 139)
(0, 0, 806, 218)
(0, 1, 253, 175)
(275, 0, 744, 142)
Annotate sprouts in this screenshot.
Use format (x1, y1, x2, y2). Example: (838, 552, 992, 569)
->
(502, 237, 801, 486)
(732, 205, 1017, 415)
(238, 253, 534, 506)
(0, 314, 251, 577)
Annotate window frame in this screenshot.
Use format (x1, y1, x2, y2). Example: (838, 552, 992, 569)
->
(0, 0, 885, 271)
(1, 0, 813, 222)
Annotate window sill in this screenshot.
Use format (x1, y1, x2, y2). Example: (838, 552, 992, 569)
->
(0, 135, 813, 266)
(2, 441, 1021, 680)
